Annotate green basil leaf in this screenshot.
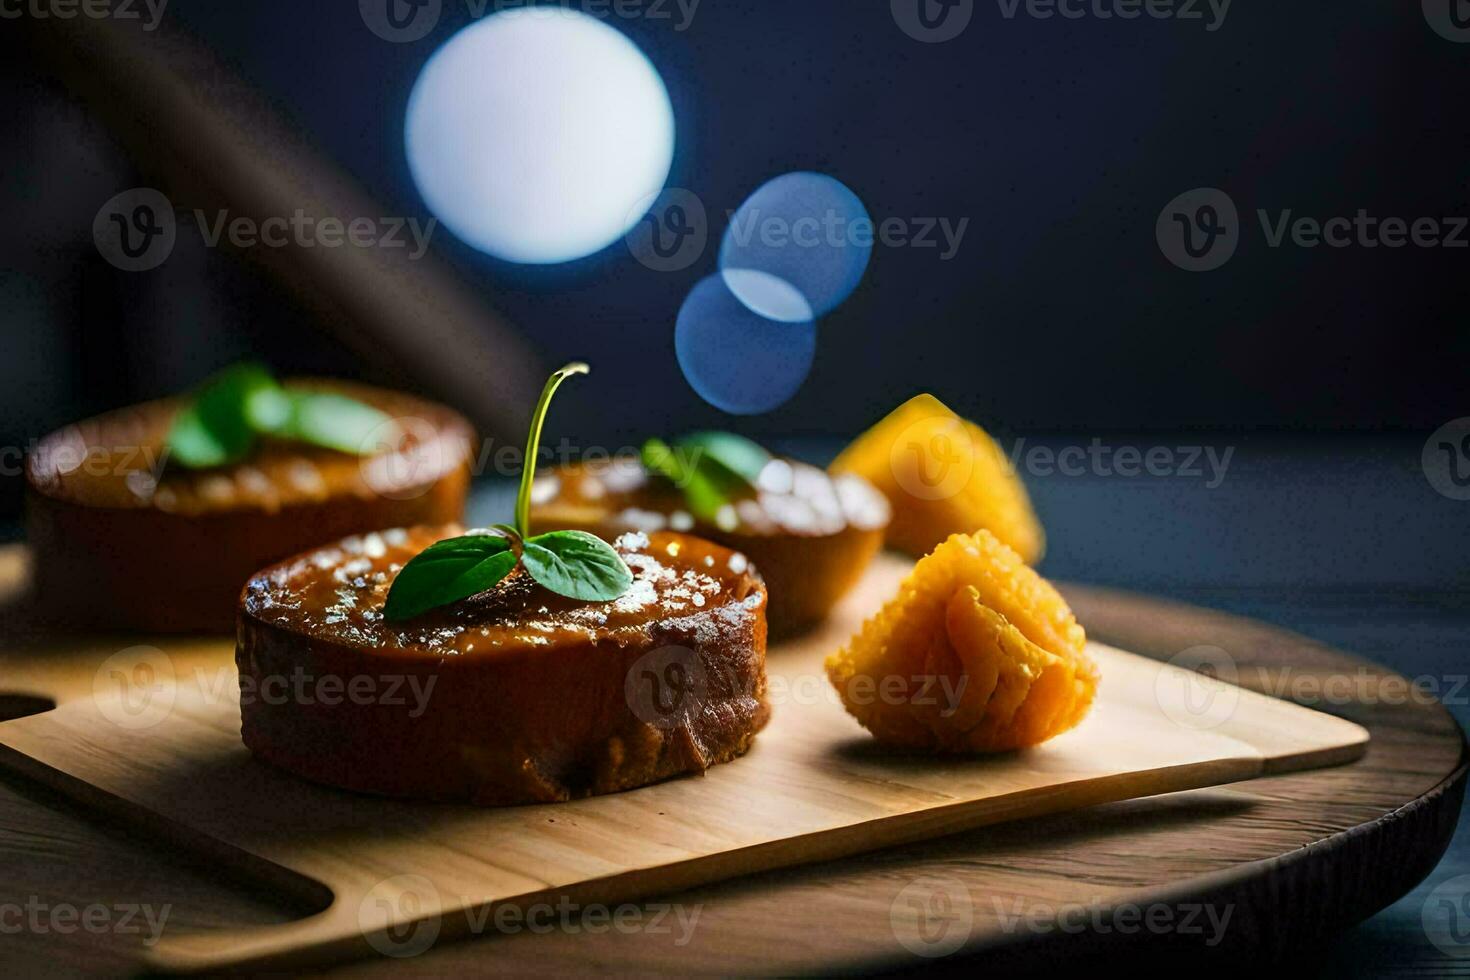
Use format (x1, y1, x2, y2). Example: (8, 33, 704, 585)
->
(200, 362, 289, 438)
(164, 403, 237, 469)
(382, 533, 516, 621)
(242, 384, 293, 435)
(165, 363, 395, 469)
(282, 391, 395, 455)
(682, 468, 742, 530)
(166, 363, 282, 468)
(641, 437, 689, 484)
(521, 530, 633, 602)
(641, 434, 764, 529)
(642, 438, 719, 524)
(679, 431, 771, 484)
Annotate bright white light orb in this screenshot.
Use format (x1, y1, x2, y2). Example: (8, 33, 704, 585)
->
(405, 9, 675, 264)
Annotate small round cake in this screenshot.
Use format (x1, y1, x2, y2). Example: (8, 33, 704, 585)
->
(25, 380, 472, 632)
(530, 457, 889, 636)
(236, 525, 770, 805)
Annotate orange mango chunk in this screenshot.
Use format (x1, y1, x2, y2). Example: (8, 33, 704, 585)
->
(825, 530, 1097, 752)
(830, 394, 1045, 564)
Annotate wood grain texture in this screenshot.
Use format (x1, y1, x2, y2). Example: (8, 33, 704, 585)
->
(0, 546, 1457, 976)
(0, 554, 1366, 973)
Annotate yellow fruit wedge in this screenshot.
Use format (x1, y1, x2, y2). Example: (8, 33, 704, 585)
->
(825, 530, 1097, 753)
(830, 394, 1045, 564)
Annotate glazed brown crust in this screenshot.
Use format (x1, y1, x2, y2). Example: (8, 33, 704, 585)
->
(236, 527, 770, 805)
(724, 523, 884, 638)
(531, 460, 888, 637)
(25, 380, 473, 633)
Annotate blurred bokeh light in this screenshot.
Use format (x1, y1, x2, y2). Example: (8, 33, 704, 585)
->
(404, 9, 675, 264)
(719, 172, 871, 322)
(675, 275, 816, 415)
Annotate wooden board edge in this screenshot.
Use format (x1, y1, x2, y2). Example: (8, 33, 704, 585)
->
(139, 756, 1271, 974)
(0, 740, 335, 916)
(1084, 641, 1374, 774)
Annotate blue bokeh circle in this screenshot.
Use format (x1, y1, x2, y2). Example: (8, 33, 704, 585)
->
(675, 274, 816, 415)
(718, 172, 872, 322)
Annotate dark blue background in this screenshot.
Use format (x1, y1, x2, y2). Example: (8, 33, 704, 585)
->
(4, 0, 1467, 459)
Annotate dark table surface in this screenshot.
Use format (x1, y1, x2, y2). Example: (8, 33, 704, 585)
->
(999, 433, 1469, 978)
(3, 431, 1466, 975)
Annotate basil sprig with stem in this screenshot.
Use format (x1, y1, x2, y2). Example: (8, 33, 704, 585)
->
(640, 431, 772, 530)
(383, 363, 633, 621)
(164, 363, 395, 469)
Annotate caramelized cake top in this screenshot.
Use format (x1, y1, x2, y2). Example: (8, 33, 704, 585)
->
(26, 380, 472, 516)
(532, 456, 889, 539)
(242, 525, 765, 660)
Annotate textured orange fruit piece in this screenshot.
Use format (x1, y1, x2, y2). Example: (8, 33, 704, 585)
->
(830, 394, 1045, 564)
(824, 530, 1097, 752)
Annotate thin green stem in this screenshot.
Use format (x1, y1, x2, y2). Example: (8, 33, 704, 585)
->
(491, 523, 525, 561)
(515, 362, 589, 537)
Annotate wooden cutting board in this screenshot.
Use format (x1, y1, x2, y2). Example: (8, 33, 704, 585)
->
(0, 555, 1368, 973)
